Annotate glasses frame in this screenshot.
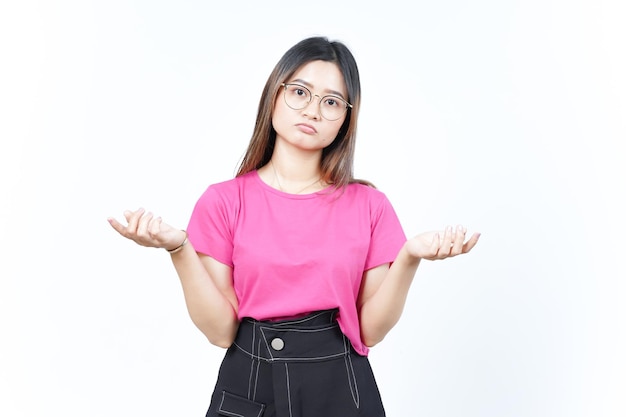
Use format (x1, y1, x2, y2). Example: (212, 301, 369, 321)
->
(281, 83, 353, 121)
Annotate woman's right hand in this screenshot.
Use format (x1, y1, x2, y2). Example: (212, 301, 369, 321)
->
(107, 208, 187, 251)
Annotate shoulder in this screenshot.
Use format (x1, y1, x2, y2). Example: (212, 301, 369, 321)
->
(343, 183, 401, 220)
(321, 183, 398, 218)
(202, 172, 256, 197)
(194, 172, 258, 208)
(343, 182, 392, 204)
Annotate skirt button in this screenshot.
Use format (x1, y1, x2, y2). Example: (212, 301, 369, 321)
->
(271, 337, 285, 351)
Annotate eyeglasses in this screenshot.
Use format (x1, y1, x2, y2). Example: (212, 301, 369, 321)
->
(281, 83, 352, 121)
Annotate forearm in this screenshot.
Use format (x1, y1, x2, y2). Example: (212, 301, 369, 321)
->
(170, 244, 239, 348)
(359, 245, 421, 347)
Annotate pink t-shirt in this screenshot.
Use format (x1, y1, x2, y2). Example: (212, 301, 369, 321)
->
(186, 171, 406, 355)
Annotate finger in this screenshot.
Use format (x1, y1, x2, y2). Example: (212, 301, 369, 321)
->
(462, 232, 481, 253)
(107, 217, 127, 236)
(450, 225, 466, 255)
(430, 232, 441, 256)
(148, 216, 162, 238)
(125, 208, 145, 233)
(137, 211, 154, 237)
(438, 226, 454, 258)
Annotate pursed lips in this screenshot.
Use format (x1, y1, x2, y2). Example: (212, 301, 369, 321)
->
(296, 123, 317, 134)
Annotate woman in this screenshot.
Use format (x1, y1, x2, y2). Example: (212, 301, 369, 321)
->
(108, 36, 480, 417)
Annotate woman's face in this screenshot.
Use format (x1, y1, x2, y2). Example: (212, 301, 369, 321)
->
(272, 60, 349, 152)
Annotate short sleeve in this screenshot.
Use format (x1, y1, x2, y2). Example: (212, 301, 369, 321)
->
(364, 194, 407, 270)
(186, 184, 236, 266)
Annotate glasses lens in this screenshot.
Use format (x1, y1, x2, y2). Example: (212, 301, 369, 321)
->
(282, 83, 349, 121)
(283, 84, 311, 110)
(320, 96, 348, 121)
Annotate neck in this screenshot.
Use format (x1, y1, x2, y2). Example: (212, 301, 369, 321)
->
(273, 141, 322, 176)
(270, 159, 322, 194)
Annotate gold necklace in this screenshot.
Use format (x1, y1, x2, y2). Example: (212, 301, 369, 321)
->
(270, 159, 321, 194)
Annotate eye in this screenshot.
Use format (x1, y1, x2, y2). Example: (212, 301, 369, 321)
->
(322, 97, 342, 107)
(287, 84, 310, 99)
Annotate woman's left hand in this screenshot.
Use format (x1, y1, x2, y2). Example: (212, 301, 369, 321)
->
(405, 225, 480, 261)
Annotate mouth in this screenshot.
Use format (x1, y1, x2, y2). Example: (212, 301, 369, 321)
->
(296, 123, 317, 134)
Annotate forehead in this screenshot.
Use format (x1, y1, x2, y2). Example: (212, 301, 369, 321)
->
(289, 60, 347, 96)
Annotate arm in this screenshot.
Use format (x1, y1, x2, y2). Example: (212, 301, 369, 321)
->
(170, 244, 239, 348)
(108, 208, 239, 348)
(358, 225, 480, 347)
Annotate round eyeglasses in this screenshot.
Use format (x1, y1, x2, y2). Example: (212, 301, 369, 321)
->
(281, 83, 352, 121)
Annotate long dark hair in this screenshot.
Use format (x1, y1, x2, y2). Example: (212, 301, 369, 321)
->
(236, 36, 367, 188)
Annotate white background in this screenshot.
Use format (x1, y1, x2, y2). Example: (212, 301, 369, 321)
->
(1, 1, 625, 416)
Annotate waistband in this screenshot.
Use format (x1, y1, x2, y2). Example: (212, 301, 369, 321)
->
(232, 309, 350, 362)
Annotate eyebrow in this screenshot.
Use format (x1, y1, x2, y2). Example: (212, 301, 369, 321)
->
(290, 78, 348, 100)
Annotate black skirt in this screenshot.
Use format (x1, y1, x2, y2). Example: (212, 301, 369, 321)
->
(205, 309, 386, 417)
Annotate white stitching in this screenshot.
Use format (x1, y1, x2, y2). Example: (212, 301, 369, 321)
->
(218, 392, 226, 413)
(233, 341, 347, 362)
(233, 323, 348, 362)
(252, 338, 261, 402)
(242, 310, 337, 328)
(260, 325, 338, 333)
(259, 329, 275, 361)
(346, 353, 360, 408)
(217, 409, 245, 417)
(241, 310, 333, 327)
(271, 310, 335, 327)
(246, 321, 256, 400)
(285, 363, 293, 417)
(218, 391, 245, 417)
(247, 360, 254, 401)
(217, 391, 265, 417)
(252, 320, 256, 354)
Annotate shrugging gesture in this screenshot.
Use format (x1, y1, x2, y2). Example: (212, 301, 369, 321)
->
(107, 208, 187, 253)
(107, 36, 483, 416)
(406, 225, 481, 261)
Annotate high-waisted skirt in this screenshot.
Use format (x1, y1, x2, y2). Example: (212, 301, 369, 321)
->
(205, 309, 386, 417)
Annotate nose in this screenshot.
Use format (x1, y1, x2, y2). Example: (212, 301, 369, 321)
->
(302, 95, 322, 119)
